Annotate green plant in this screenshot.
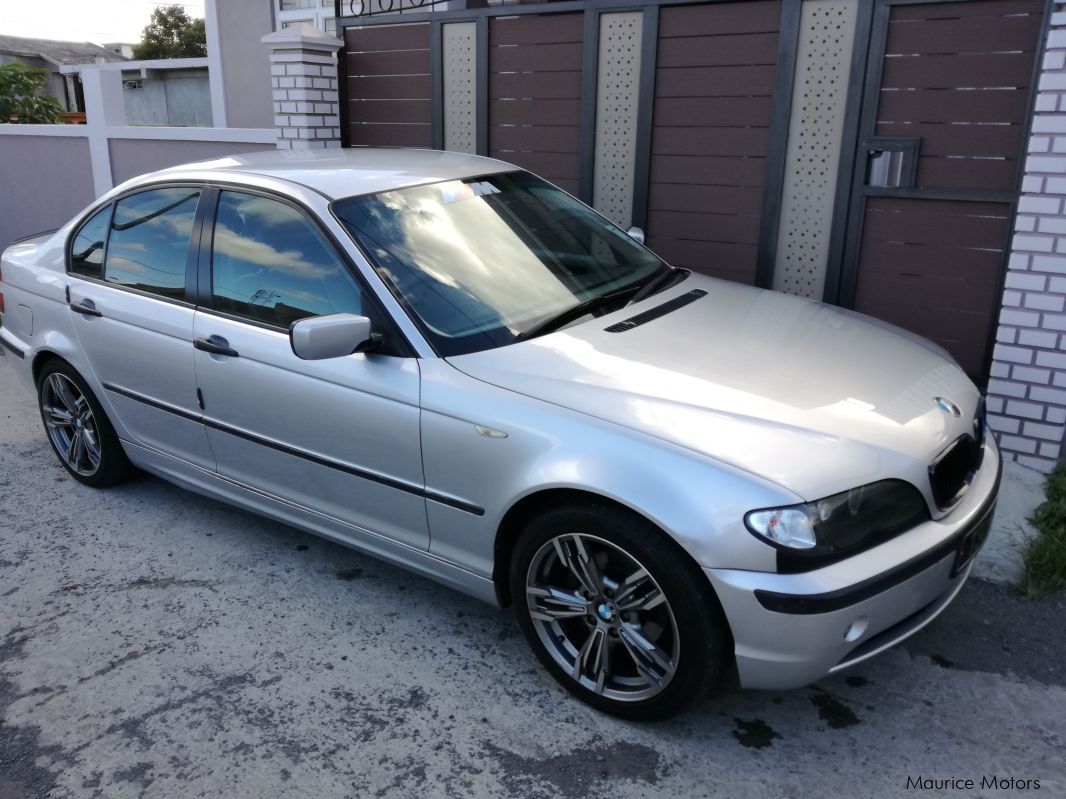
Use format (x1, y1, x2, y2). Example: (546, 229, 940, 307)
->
(133, 5, 207, 60)
(0, 62, 63, 124)
(1019, 465, 1066, 597)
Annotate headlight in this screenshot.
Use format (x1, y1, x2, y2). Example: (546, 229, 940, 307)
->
(745, 480, 929, 555)
(745, 507, 818, 549)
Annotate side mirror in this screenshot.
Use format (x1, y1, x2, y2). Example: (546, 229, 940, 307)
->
(290, 313, 375, 360)
(626, 226, 645, 245)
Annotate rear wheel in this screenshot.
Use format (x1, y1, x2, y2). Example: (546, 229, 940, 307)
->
(37, 360, 134, 487)
(510, 502, 729, 720)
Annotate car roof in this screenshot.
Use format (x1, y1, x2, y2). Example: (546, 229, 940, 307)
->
(150, 147, 520, 200)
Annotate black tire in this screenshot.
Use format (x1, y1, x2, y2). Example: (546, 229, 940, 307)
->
(510, 501, 730, 721)
(36, 359, 134, 488)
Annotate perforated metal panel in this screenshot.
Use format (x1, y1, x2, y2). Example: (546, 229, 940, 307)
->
(772, 0, 858, 298)
(593, 12, 643, 226)
(443, 22, 477, 154)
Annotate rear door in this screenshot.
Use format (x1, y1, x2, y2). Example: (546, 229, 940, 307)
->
(191, 188, 428, 550)
(67, 186, 214, 469)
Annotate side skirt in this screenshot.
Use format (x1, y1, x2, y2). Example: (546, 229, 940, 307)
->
(122, 439, 500, 607)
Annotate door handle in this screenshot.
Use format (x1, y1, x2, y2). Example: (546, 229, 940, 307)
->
(193, 336, 239, 358)
(69, 299, 102, 317)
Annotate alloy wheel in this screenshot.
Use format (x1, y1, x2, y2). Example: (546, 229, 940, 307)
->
(41, 373, 102, 477)
(525, 533, 679, 701)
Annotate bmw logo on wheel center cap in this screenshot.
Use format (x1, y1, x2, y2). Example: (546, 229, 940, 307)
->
(597, 603, 615, 622)
(934, 397, 961, 417)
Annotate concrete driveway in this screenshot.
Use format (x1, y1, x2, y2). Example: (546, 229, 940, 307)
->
(1, 349, 1064, 799)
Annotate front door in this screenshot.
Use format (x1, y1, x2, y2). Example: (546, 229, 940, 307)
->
(191, 189, 428, 550)
(832, 0, 1046, 380)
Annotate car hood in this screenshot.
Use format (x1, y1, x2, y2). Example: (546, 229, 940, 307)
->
(446, 274, 980, 501)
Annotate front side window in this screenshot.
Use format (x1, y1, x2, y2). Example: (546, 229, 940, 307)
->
(210, 191, 363, 328)
(105, 188, 199, 299)
(332, 171, 665, 356)
(70, 204, 112, 279)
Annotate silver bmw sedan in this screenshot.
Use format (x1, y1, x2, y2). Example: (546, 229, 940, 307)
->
(0, 149, 999, 719)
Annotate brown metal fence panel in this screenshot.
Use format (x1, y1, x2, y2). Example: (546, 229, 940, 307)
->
(345, 23, 433, 148)
(852, 0, 1044, 377)
(875, 0, 1044, 193)
(489, 13, 585, 195)
(645, 0, 783, 284)
(856, 198, 1013, 376)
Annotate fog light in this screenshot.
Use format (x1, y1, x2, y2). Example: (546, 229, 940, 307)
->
(844, 617, 868, 642)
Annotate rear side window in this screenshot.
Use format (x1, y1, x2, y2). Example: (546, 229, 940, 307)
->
(104, 188, 200, 299)
(70, 205, 111, 279)
(210, 191, 363, 328)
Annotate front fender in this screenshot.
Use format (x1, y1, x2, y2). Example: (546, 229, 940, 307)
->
(419, 360, 796, 584)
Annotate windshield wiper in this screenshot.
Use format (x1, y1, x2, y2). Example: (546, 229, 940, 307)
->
(515, 286, 638, 342)
(626, 265, 688, 306)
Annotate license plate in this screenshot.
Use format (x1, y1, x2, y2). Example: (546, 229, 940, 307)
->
(953, 505, 995, 575)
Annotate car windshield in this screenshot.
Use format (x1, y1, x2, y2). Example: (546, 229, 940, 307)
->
(332, 171, 666, 356)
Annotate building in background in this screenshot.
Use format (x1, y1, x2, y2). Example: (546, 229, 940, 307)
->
(0, 34, 126, 113)
(276, 0, 340, 36)
(206, 0, 276, 128)
(102, 43, 137, 59)
(61, 59, 213, 127)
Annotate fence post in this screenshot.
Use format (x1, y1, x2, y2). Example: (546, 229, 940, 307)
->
(262, 24, 343, 150)
(78, 68, 126, 195)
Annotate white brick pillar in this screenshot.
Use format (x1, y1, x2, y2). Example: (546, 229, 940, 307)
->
(261, 24, 343, 150)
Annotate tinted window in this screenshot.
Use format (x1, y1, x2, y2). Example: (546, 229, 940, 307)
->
(211, 192, 362, 328)
(105, 188, 199, 299)
(70, 205, 111, 278)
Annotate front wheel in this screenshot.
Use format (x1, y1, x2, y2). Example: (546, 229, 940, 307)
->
(510, 503, 730, 720)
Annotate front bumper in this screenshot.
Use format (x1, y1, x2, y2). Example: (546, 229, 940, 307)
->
(705, 439, 1001, 690)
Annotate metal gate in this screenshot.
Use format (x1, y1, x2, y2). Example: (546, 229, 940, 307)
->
(337, 0, 1049, 383)
(829, 0, 1047, 379)
(339, 0, 798, 288)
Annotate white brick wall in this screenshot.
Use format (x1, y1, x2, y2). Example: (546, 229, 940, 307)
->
(990, 3, 1066, 473)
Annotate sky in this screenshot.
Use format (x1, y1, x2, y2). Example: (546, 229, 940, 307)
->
(1, 1, 206, 46)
